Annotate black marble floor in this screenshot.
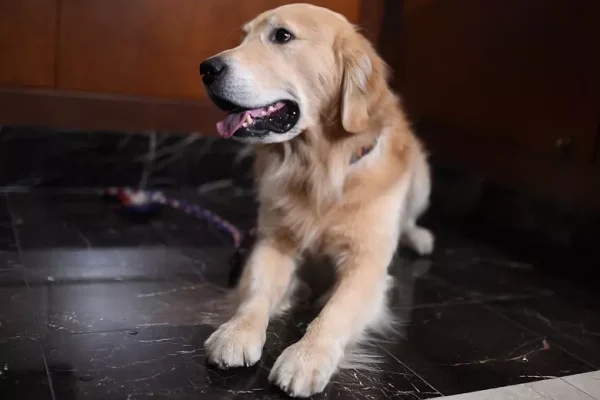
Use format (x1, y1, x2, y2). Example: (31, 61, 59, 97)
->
(0, 189, 599, 400)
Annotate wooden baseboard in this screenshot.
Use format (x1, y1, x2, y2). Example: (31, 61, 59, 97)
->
(0, 88, 221, 133)
(418, 120, 600, 210)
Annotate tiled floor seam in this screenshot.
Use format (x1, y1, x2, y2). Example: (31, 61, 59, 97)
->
(426, 271, 600, 371)
(440, 373, 600, 400)
(5, 192, 57, 400)
(378, 346, 443, 397)
(480, 302, 600, 371)
(560, 373, 600, 400)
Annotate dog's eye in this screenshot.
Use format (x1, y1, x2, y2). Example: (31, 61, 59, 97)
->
(272, 28, 294, 44)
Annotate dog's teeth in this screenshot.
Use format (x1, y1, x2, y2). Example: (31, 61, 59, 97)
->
(242, 122, 248, 128)
(245, 115, 253, 124)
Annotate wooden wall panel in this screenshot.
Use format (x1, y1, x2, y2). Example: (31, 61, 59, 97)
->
(395, 0, 598, 162)
(0, 0, 57, 87)
(58, 0, 361, 99)
(582, 0, 600, 166)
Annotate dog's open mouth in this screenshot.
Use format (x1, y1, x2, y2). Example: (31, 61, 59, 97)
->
(214, 99, 300, 139)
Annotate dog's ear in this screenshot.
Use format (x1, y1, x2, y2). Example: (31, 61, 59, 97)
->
(338, 32, 389, 134)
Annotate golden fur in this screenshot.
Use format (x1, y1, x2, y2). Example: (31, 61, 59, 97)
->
(203, 4, 434, 397)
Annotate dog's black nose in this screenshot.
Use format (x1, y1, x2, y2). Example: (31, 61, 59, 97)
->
(200, 57, 227, 86)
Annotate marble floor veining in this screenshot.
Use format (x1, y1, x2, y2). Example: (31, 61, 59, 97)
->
(0, 190, 598, 400)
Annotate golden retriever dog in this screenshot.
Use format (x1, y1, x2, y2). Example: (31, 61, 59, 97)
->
(199, 3, 433, 397)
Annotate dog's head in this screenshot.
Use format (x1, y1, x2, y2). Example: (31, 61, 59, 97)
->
(200, 3, 389, 144)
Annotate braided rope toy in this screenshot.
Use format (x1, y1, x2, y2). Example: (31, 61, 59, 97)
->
(103, 187, 255, 285)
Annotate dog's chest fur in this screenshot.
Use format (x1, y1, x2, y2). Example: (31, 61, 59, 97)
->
(255, 147, 347, 251)
(253, 131, 406, 254)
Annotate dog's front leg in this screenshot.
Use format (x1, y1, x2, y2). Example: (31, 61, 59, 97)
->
(205, 239, 296, 368)
(269, 247, 393, 397)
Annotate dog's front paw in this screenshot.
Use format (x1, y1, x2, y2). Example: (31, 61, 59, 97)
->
(204, 318, 266, 368)
(269, 341, 342, 397)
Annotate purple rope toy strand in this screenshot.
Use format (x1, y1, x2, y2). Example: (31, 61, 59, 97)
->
(104, 187, 242, 248)
(166, 199, 242, 248)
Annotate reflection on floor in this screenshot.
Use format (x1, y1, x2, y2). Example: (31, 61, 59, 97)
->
(0, 190, 598, 400)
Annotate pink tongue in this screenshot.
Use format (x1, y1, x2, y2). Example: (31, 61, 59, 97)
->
(216, 111, 249, 138)
(215, 102, 285, 139)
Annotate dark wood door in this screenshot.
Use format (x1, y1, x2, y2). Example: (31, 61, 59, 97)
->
(58, 0, 361, 99)
(0, 0, 57, 87)
(395, 0, 598, 162)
